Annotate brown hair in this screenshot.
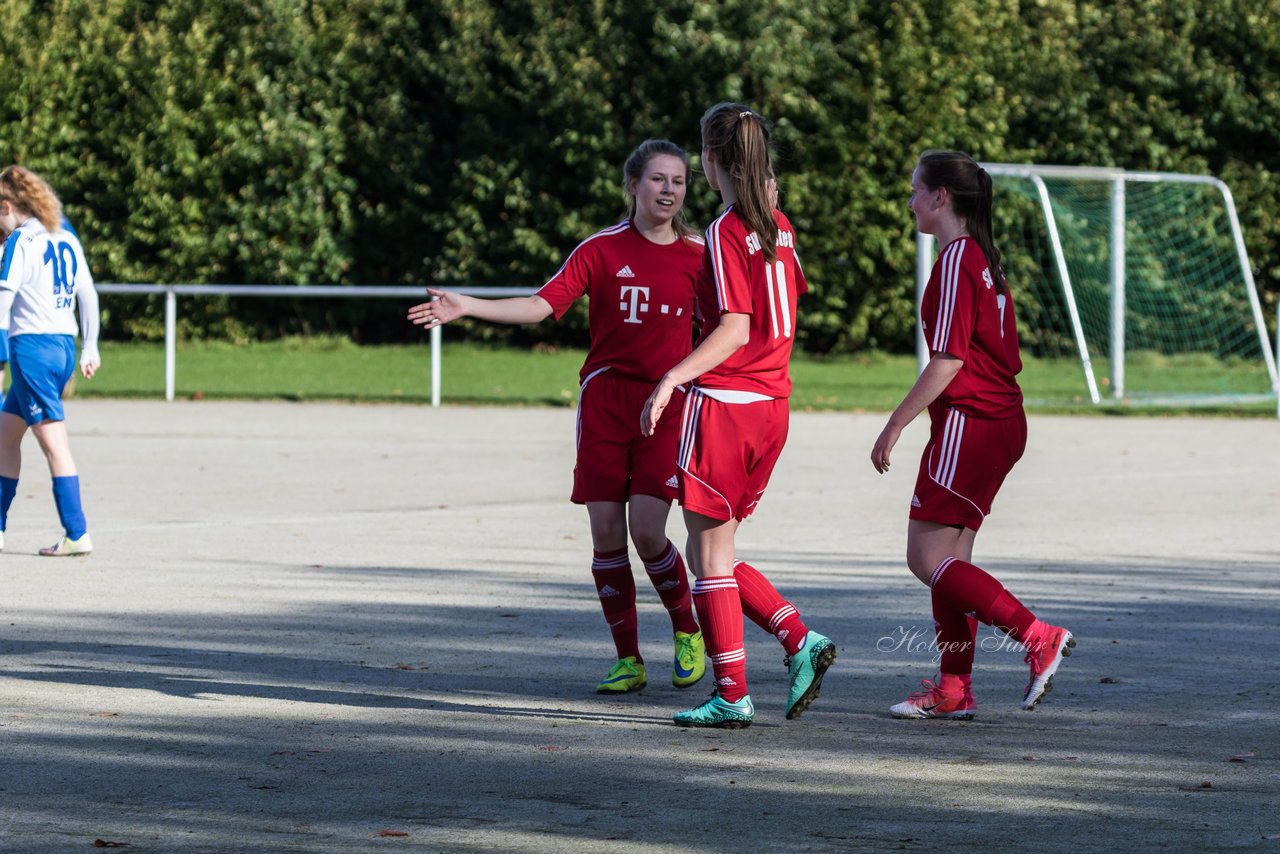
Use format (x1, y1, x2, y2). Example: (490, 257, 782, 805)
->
(700, 102, 777, 261)
(0, 165, 63, 233)
(917, 150, 1007, 295)
(622, 139, 698, 240)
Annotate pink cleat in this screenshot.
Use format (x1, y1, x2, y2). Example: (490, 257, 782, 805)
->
(1021, 625, 1075, 709)
(890, 677, 977, 720)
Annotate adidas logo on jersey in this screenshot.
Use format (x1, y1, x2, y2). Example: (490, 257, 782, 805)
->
(665, 475, 678, 488)
(616, 265, 636, 278)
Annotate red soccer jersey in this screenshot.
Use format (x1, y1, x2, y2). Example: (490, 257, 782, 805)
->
(537, 220, 703, 382)
(693, 206, 808, 397)
(922, 237, 1023, 418)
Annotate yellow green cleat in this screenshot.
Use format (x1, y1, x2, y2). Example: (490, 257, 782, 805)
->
(672, 630, 706, 689)
(596, 656, 647, 694)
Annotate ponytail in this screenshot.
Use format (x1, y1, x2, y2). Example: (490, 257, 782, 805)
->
(700, 102, 778, 261)
(917, 150, 1007, 295)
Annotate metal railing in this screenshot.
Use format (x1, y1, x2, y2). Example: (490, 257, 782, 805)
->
(96, 284, 536, 406)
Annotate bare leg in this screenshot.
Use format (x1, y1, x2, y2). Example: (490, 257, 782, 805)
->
(906, 519, 977, 584)
(0, 412, 27, 479)
(585, 501, 627, 552)
(682, 509, 737, 579)
(625, 494, 672, 557)
(30, 419, 78, 478)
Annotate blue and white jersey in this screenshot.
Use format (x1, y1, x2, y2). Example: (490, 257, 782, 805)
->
(0, 216, 100, 363)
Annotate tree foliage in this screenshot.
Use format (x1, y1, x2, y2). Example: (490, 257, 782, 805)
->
(1, 0, 1275, 349)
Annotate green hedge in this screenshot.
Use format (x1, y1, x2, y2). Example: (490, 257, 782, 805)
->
(2, 0, 1276, 351)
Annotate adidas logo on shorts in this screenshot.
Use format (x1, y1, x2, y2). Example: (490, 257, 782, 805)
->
(665, 475, 678, 488)
(911, 494, 922, 508)
(616, 265, 636, 278)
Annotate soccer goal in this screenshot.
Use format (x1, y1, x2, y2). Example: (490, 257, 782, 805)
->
(916, 164, 1279, 411)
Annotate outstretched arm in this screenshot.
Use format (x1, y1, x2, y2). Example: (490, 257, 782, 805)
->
(407, 287, 554, 329)
(870, 353, 962, 473)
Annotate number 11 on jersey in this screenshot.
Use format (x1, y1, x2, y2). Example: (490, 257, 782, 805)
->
(764, 260, 791, 339)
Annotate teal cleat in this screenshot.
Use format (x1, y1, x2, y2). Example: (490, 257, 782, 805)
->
(785, 631, 836, 720)
(673, 692, 754, 729)
(672, 630, 706, 688)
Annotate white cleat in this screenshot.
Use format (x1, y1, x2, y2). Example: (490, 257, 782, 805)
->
(39, 532, 93, 557)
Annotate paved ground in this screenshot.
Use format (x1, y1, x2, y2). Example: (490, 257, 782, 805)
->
(1, 400, 1277, 852)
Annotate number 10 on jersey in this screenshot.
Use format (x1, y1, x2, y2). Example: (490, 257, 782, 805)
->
(44, 241, 78, 297)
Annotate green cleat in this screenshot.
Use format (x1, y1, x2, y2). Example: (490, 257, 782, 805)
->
(672, 630, 706, 689)
(673, 692, 754, 729)
(785, 631, 836, 720)
(596, 656, 647, 694)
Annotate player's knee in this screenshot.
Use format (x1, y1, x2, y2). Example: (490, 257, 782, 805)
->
(589, 517, 628, 551)
(905, 549, 935, 585)
(628, 525, 667, 557)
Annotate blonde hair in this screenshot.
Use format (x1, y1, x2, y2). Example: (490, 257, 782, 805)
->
(0, 165, 63, 232)
(700, 102, 777, 261)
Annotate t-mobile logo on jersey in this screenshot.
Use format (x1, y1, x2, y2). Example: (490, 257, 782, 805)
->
(619, 285, 650, 324)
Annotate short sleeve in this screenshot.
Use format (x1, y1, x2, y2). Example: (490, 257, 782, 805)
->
(707, 219, 753, 315)
(793, 250, 809, 297)
(69, 235, 94, 292)
(924, 244, 978, 361)
(0, 231, 22, 292)
(536, 241, 596, 321)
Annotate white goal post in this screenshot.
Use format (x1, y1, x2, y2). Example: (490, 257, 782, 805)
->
(916, 164, 1279, 412)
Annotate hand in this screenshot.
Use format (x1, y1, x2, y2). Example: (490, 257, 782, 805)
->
(641, 379, 675, 437)
(407, 288, 466, 329)
(80, 359, 100, 379)
(871, 421, 901, 474)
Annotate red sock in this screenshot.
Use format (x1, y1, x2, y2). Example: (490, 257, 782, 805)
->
(930, 557, 1035, 643)
(641, 540, 698, 635)
(936, 672, 971, 696)
(733, 560, 809, 656)
(692, 576, 748, 702)
(932, 588, 977, 676)
(592, 548, 639, 661)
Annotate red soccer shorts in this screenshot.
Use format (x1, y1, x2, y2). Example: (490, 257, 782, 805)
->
(571, 369, 681, 504)
(676, 388, 789, 522)
(910, 406, 1027, 531)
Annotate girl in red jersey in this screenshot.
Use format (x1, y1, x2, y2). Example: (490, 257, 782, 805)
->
(871, 150, 1074, 719)
(407, 140, 707, 696)
(641, 104, 835, 729)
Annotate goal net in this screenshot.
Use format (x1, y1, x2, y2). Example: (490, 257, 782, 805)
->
(918, 165, 1278, 409)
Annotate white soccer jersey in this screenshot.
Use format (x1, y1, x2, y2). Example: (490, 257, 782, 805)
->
(0, 217, 100, 361)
